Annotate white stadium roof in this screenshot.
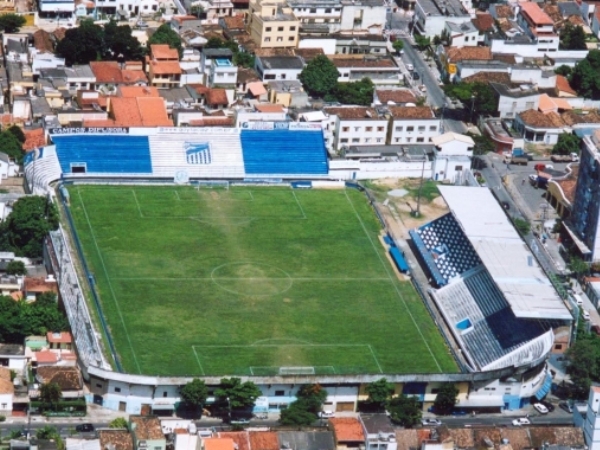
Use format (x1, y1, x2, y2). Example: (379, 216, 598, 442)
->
(438, 186, 571, 321)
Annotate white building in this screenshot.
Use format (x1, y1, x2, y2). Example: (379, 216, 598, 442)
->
(490, 82, 540, 119)
(388, 106, 440, 145)
(584, 385, 600, 450)
(202, 49, 238, 87)
(413, 0, 470, 38)
(338, 0, 387, 34)
(255, 56, 304, 82)
(431, 132, 474, 156)
(0, 368, 13, 415)
(0, 153, 18, 180)
(288, 0, 343, 33)
(444, 21, 479, 47)
(324, 106, 388, 152)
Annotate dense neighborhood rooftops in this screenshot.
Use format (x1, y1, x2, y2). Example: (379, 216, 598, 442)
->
(461, 71, 512, 85)
(375, 89, 417, 104)
(130, 416, 164, 440)
(249, 432, 279, 450)
(518, 109, 565, 128)
(417, 0, 467, 16)
(90, 61, 123, 83)
(471, 13, 495, 32)
(218, 432, 250, 450)
(36, 366, 82, 391)
(277, 432, 335, 450)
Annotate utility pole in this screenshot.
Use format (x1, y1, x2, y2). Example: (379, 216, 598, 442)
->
(414, 153, 426, 217)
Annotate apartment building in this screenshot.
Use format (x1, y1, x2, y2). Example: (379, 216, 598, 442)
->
(288, 0, 343, 34)
(324, 106, 388, 152)
(387, 106, 440, 144)
(516, 2, 559, 52)
(247, 0, 300, 48)
(413, 0, 470, 37)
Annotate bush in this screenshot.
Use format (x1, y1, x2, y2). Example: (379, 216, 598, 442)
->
(0, 415, 6, 422)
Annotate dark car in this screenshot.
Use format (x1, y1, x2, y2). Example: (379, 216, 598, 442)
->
(540, 400, 555, 413)
(559, 402, 573, 413)
(412, 72, 420, 80)
(75, 424, 95, 433)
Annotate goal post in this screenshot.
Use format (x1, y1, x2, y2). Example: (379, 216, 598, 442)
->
(195, 180, 230, 190)
(279, 366, 316, 375)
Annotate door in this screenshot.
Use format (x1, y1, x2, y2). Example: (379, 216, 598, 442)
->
(119, 402, 126, 412)
(336, 402, 355, 412)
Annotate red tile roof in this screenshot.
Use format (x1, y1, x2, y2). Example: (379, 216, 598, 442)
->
(110, 97, 173, 127)
(248, 432, 279, 450)
(118, 86, 161, 98)
(331, 57, 396, 68)
(472, 13, 495, 32)
(22, 128, 46, 151)
(25, 277, 58, 294)
(150, 60, 182, 75)
(255, 103, 284, 113)
(388, 106, 435, 119)
(222, 15, 245, 30)
(90, 61, 123, 83)
(36, 366, 82, 391)
(446, 46, 492, 62)
(35, 351, 58, 364)
(556, 75, 577, 96)
(329, 418, 365, 442)
(121, 70, 148, 84)
(218, 432, 250, 450)
(376, 89, 417, 104)
(520, 2, 554, 25)
(33, 29, 55, 53)
(203, 438, 235, 450)
(47, 331, 72, 344)
(206, 89, 228, 106)
(188, 117, 233, 127)
(151, 44, 179, 61)
(518, 109, 565, 128)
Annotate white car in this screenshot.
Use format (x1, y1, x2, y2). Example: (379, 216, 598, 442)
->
(319, 410, 335, 418)
(583, 310, 591, 321)
(512, 418, 531, 426)
(406, 63, 414, 71)
(533, 403, 549, 414)
(421, 419, 442, 426)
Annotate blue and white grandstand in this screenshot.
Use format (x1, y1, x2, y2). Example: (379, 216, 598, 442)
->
(410, 186, 570, 373)
(25, 126, 328, 191)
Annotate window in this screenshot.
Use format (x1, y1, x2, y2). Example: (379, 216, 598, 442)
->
(418, 126, 426, 132)
(289, 37, 295, 41)
(354, 126, 360, 132)
(525, 101, 534, 109)
(342, 127, 349, 132)
(365, 138, 372, 143)
(277, 26, 284, 31)
(377, 126, 384, 132)
(395, 126, 403, 132)
(276, 37, 283, 41)
(115, 387, 121, 393)
(280, 74, 286, 79)
(264, 37, 271, 42)
(310, 8, 316, 12)
(417, 137, 424, 142)
(407, 126, 414, 132)
(366, 126, 373, 132)
(325, 7, 331, 12)
(395, 138, 400, 142)
(406, 137, 412, 143)
(340, 138, 348, 143)
(265, 27, 272, 31)
(429, 126, 437, 131)
(96, 383, 102, 388)
(376, 138, 382, 143)
(289, 26, 296, 31)
(163, 392, 168, 397)
(275, 390, 285, 396)
(352, 138, 360, 143)
(512, 101, 517, 108)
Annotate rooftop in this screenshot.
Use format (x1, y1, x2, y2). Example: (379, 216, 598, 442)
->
(258, 56, 304, 70)
(276, 432, 335, 450)
(446, 46, 492, 62)
(388, 106, 435, 119)
(98, 430, 134, 450)
(520, 2, 554, 25)
(556, 75, 577, 96)
(203, 438, 235, 450)
(416, 0, 467, 17)
(36, 366, 82, 391)
(35, 351, 58, 364)
(324, 106, 384, 120)
(490, 82, 538, 98)
(150, 60, 182, 75)
(151, 44, 179, 60)
(330, 57, 396, 68)
(22, 128, 46, 151)
(130, 416, 164, 440)
(217, 432, 250, 450)
(471, 13, 495, 32)
(249, 432, 279, 450)
(47, 331, 72, 344)
(0, 343, 24, 356)
(375, 89, 417, 105)
(518, 109, 565, 128)
(329, 418, 365, 442)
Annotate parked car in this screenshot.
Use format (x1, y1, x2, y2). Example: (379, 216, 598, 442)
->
(512, 418, 530, 426)
(412, 72, 420, 80)
(406, 63, 414, 71)
(559, 402, 573, 413)
(75, 424, 95, 432)
(319, 410, 335, 418)
(540, 400, 555, 412)
(583, 310, 591, 321)
(421, 419, 442, 426)
(533, 403, 549, 414)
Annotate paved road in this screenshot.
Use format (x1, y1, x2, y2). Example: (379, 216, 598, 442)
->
(400, 38, 445, 108)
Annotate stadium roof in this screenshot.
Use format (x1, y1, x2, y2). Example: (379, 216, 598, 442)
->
(438, 186, 571, 320)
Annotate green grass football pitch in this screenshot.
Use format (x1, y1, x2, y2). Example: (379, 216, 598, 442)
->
(67, 185, 458, 376)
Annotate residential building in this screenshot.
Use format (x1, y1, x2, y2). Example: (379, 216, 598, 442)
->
(490, 82, 540, 119)
(359, 415, 396, 450)
(267, 80, 308, 107)
(338, 0, 387, 34)
(438, 46, 492, 81)
(328, 418, 365, 449)
(148, 44, 182, 89)
(516, 2, 559, 51)
(24, 276, 58, 302)
(90, 62, 148, 92)
(0, 344, 26, 372)
(0, 367, 13, 414)
(35, 366, 84, 398)
(584, 384, 600, 450)
(0, 152, 18, 180)
(373, 88, 417, 106)
(66, 439, 101, 450)
(482, 117, 525, 153)
(202, 49, 238, 87)
(387, 106, 440, 145)
(431, 132, 474, 156)
(98, 430, 134, 450)
(47, 332, 73, 350)
(288, 0, 342, 34)
(247, 0, 300, 48)
(570, 131, 600, 262)
(444, 21, 479, 47)
(276, 432, 335, 450)
(514, 109, 566, 144)
(255, 56, 304, 81)
(324, 106, 388, 152)
(331, 56, 400, 84)
(194, 0, 234, 22)
(413, 0, 470, 38)
(130, 416, 167, 450)
(36, 0, 74, 26)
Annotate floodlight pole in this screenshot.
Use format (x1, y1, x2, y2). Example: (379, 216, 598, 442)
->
(416, 156, 426, 217)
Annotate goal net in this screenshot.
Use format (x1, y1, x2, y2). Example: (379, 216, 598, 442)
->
(195, 180, 230, 190)
(279, 366, 315, 375)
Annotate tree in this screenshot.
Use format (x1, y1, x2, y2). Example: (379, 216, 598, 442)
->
(513, 217, 530, 236)
(215, 377, 261, 410)
(206, 37, 226, 48)
(566, 336, 600, 399)
(555, 65, 572, 77)
(0, 130, 24, 164)
(569, 256, 590, 277)
(0, 13, 26, 33)
(392, 39, 404, 55)
(103, 21, 144, 61)
(109, 417, 128, 429)
(414, 34, 431, 51)
(570, 50, 600, 99)
(37, 426, 59, 439)
(299, 55, 340, 98)
(234, 51, 255, 68)
(444, 82, 496, 121)
(7, 125, 25, 144)
(467, 132, 494, 155)
(147, 24, 183, 58)
(0, 196, 59, 258)
(5, 260, 26, 276)
(179, 378, 208, 410)
(433, 384, 458, 415)
(365, 378, 394, 411)
(560, 23, 587, 50)
(553, 133, 581, 156)
(332, 77, 374, 106)
(40, 382, 62, 409)
(56, 19, 105, 65)
(387, 395, 422, 427)
(279, 403, 318, 426)
(279, 384, 328, 426)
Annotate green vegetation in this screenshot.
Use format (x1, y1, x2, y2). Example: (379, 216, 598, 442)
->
(0, 14, 26, 33)
(555, 65, 572, 77)
(553, 133, 581, 155)
(40, 382, 62, 409)
(392, 39, 404, 55)
(560, 23, 587, 50)
(109, 417, 128, 429)
(280, 384, 328, 426)
(0, 128, 25, 164)
(215, 377, 261, 410)
(565, 321, 600, 399)
(6, 260, 26, 276)
(570, 49, 600, 99)
(179, 378, 208, 412)
(147, 24, 183, 58)
(205, 37, 255, 68)
(387, 395, 422, 427)
(68, 186, 457, 376)
(513, 217, 531, 236)
(407, 180, 439, 203)
(414, 35, 431, 51)
(365, 378, 395, 411)
(467, 132, 494, 155)
(0, 196, 59, 258)
(444, 82, 496, 122)
(433, 383, 458, 415)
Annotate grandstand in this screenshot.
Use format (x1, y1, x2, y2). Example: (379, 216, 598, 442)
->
(409, 186, 570, 372)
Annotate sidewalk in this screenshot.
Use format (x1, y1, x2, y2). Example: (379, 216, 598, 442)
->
(4, 404, 129, 425)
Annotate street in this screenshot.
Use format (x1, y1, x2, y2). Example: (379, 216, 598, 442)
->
(400, 38, 445, 108)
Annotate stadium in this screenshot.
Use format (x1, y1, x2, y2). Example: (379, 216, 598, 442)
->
(28, 126, 572, 414)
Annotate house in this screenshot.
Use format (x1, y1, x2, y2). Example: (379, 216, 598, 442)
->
(359, 415, 396, 450)
(130, 416, 166, 450)
(387, 106, 440, 145)
(431, 132, 474, 156)
(202, 49, 238, 87)
(98, 430, 134, 450)
(217, 433, 250, 450)
(0, 366, 14, 414)
(0, 275, 21, 296)
(35, 366, 84, 398)
(0, 344, 27, 371)
(0, 252, 15, 270)
(85, 94, 173, 128)
(514, 109, 566, 145)
(516, 2, 559, 51)
(147, 48, 182, 89)
(90, 61, 148, 92)
(276, 432, 335, 450)
(65, 439, 100, 450)
(255, 56, 304, 82)
(0, 152, 18, 179)
(373, 89, 417, 106)
(328, 418, 365, 449)
(24, 276, 58, 302)
(556, 74, 577, 97)
(25, 336, 48, 352)
(324, 106, 389, 153)
(267, 80, 307, 107)
(331, 56, 399, 85)
(247, 0, 300, 49)
(33, 351, 59, 367)
(471, 13, 495, 43)
(22, 128, 47, 152)
(444, 21, 479, 47)
(236, 105, 287, 127)
(413, 0, 470, 38)
(203, 438, 235, 450)
(490, 82, 540, 119)
(47, 332, 72, 350)
(438, 46, 492, 81)
(249, 432, 279, 450)
(193, 0, 233, 21)
(288, 0, 342, 34)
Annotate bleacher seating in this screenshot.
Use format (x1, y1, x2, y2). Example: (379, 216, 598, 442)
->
(432, 268, 550, 371)
(24, 146, 63, 194)
(149, 130, 245, 178)
(240, 130, 328, 175)
(411, 214, 481, 284)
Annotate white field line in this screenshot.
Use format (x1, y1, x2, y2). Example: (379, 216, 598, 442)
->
(131, 189, 144, 217)
(291, 189, 307, 219)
